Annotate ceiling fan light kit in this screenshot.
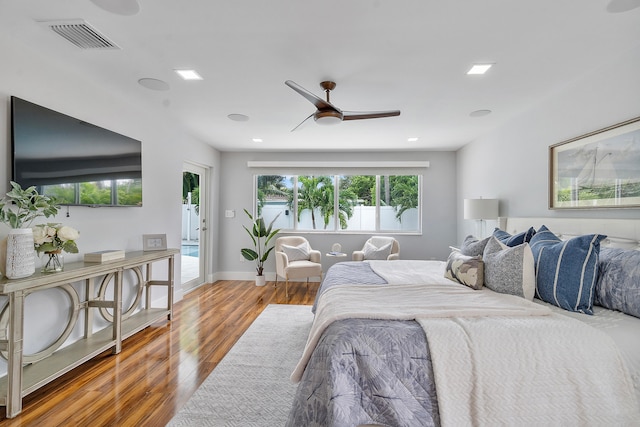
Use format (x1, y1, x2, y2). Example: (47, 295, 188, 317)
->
(314, 110, 342, 125)
(285, 80, 400, 131)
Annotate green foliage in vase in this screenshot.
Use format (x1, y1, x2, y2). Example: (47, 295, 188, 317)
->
(0, 181, 60, 229)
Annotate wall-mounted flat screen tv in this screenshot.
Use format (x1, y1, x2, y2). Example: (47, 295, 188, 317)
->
(11, 96, 142, 207)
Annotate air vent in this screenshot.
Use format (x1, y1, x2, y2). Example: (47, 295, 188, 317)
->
(38, 19, 120, 50)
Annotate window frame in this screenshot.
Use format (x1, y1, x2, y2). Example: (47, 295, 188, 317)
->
(254, 173, 423, 235)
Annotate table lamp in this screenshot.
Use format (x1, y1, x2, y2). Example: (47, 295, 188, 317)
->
(464, 198, 499, 238)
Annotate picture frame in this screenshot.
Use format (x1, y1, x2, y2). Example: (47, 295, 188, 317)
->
(143, 234, 167, 251)
(549, 116, 640, 210)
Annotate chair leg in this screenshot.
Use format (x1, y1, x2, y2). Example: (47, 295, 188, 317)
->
(285, 280, 289, 299)
(274, 275, 278, 289)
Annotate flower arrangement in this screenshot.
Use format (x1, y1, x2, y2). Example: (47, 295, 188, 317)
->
(33, 223, 80, 255)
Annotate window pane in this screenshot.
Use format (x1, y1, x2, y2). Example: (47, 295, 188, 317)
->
(256, 175, 293, 229)
(340, 175, 375, 231)
(296, 175, 335, 230)
(379, 175, 420, 231)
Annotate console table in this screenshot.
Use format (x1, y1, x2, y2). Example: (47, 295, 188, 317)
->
(0, 249, 178, 418)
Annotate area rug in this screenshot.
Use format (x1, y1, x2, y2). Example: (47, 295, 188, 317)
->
(167, 304, 313, 427)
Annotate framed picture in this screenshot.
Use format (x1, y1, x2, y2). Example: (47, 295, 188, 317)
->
(143, 234, 167, 251)
(549, 116, 640, 209)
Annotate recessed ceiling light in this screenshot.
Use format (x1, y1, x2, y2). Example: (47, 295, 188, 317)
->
(228, 113, 250, 122)
(138, 78, 170, 91)
(467, 64, 493, 75)
(407, 137, 419, 142)
(252, 138, 263, 143)
(469, 109, 492, 117)
(174, 69, 203, 80)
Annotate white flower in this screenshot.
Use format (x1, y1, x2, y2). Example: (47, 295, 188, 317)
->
(33, 223, 80, 254)
(58, 225, 80, 242)
(45, 225, 57, 237)
(33, 226, 54, 245)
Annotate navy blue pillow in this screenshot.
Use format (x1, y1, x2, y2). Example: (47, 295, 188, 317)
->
(529, 225, 607, 314)
(493, 227, 536, 247)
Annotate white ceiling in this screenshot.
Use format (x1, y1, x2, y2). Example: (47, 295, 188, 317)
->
(2, 0, 639, 152)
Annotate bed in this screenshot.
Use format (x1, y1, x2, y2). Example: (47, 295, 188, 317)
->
(286, 217, 640, 427)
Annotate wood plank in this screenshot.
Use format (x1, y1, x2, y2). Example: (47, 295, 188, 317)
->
(0, 280, 317, 425)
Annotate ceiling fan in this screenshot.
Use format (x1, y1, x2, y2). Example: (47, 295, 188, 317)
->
(285, 80, 401, 131)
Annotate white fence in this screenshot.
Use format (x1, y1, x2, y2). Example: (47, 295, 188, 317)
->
(260, 204, 418, 232)
(182, 204, 200, 241)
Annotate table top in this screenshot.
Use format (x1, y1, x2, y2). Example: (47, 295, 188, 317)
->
(326, 251, 347, 257)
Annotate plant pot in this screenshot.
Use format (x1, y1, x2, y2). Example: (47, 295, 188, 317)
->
(5, 228, 36, 279)
(255, 275, 266, 287)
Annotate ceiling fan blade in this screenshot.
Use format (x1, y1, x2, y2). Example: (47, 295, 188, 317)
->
(342, 110, 401, 121)
(285, 80, 339, 112)
(290, 113, 314, 132)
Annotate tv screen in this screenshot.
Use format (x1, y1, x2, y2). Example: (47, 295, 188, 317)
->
(10, 96, 142, 206)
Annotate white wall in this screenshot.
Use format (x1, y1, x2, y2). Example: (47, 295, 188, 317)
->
(216, 150, 457, 281)
(457, 45, 640, 241)
(0, 34, 220, 373)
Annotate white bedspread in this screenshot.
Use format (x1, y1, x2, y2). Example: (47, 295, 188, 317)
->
(367, 259, 447, 284)
(419, 314, 640, 426)
(293, 269, 640, 425)
(292, 281, 551, 382)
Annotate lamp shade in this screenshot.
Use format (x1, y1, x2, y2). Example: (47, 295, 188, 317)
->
(464, 198, 499, 220)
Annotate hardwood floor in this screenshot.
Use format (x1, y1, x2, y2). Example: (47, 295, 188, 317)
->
(0, 280, 318, 426)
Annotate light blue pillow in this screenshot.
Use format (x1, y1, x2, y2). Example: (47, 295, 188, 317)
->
(493, 227, 536, 247)
(529, 225, 606, 314)
(596, 247, 640, 318)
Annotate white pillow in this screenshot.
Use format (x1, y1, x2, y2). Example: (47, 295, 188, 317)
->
(282, 242, 310, 262)
(363, 241, 392, 260)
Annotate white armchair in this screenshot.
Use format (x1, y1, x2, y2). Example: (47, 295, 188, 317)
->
(352, 236, 400, 261)
(275, 236, 323, 298)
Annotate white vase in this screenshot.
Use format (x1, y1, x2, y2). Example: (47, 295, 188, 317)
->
(0, 237, 6, 277)
(5, 228, 36, 279)
(255, 275, 266, 287)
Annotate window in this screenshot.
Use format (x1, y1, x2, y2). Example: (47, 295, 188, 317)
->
(255, 174, 421, 233)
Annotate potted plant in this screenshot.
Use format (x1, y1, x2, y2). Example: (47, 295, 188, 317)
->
(0, 181, 60, 278)
(240, 208, 280, 286)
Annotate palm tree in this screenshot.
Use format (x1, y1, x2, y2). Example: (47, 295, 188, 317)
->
(296, 176, 333, 229)
(343, 175, 375, 206)
(256, 175, 289, 215)
(387, 175, 419, 222)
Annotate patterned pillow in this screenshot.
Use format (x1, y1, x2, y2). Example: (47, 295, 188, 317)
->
(529, 225, 607, 314)
(282, 242, 310, 262)
(363, 241, 392, 260)
(493, 227, 536, 247)
(482, 237, 535, 300)
(595, 247, 640, 318)
(444, 251, 484, 290)
(460, 235, 491, 257)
